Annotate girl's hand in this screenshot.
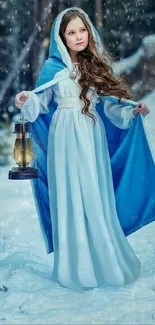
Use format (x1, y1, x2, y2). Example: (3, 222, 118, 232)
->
(132, 102, 150, 117)
(15, 91, 29, 109)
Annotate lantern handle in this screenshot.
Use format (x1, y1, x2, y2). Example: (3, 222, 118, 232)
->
(20, 110, 24, 121)
(19, 110, 28, 122)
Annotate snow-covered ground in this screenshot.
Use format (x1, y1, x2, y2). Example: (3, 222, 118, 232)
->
(0, 93, 155, 324)
(113, 34, 155, 75)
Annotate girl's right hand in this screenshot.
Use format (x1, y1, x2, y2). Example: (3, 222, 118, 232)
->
(15, 91, 29, 109)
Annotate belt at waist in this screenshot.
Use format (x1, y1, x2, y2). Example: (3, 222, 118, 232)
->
(56, 97, 96, 110)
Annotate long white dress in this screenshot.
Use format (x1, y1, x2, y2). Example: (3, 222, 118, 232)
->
(21, 63, 141, 290)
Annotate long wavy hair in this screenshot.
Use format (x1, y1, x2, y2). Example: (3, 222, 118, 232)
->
(59, 10, 133, 125)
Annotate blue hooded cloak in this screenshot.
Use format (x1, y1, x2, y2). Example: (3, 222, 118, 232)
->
(28, 7, 155, 254)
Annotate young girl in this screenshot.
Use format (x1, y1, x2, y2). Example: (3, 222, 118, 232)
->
(15, 7, 154, 291)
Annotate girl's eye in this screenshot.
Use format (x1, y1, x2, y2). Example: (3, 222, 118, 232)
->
(68, 28, 86, 35)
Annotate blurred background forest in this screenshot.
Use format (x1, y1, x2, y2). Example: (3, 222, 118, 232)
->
(0, 0, 155, 166)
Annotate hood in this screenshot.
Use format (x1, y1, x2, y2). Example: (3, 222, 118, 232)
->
(35, 7, 105, 91)
(48, 6, 104, 71)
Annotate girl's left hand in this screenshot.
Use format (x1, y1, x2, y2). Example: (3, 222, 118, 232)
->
(132, 102, 150, 117)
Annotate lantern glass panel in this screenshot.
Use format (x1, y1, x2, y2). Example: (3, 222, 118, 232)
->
(12, 132, 35, 167)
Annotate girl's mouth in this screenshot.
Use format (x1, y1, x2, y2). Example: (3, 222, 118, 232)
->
(76, 42, 84, 45)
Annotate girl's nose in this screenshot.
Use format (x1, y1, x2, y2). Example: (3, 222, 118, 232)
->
(77, 34, 82, 40)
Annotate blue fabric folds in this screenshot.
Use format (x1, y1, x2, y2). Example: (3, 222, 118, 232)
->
(28, 7, 155, 254)
(96, 99, 155, 236)
(30, 93, 155, 254)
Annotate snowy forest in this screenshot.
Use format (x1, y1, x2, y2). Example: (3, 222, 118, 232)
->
(1, 2, 155, 324)
(0, 0, 155, 165)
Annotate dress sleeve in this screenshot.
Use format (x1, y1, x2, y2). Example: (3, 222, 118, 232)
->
(102, 96, 137, 129)
(20, 87, 53, 122)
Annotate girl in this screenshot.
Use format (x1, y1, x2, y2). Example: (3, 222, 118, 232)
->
(15, 7, 154, 291)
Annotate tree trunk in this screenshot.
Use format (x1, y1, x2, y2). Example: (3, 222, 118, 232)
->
(0, 2, 53, 106)
(95, 0, 103, 37)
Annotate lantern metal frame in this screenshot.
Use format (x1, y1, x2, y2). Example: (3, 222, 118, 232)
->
(8, 112, 39, 180)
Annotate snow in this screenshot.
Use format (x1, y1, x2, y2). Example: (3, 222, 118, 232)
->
(113, 34, 155, 75)
(0, 92, 155, 324)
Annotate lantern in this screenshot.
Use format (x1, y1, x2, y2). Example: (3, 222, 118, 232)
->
(8, 117, 39, 180)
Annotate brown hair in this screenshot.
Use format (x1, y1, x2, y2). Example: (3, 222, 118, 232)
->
(59, 10, 133, 125)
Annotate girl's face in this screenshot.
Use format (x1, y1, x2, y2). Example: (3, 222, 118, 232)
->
(64, 16, 89, 58)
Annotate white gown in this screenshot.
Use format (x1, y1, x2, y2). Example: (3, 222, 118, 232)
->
(21, 63, 141, 290)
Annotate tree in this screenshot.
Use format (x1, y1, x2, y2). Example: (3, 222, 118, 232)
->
(102, 0, 155, 58)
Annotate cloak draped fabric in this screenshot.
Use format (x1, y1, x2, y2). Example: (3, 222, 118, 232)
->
(21, 7, 155, 289)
